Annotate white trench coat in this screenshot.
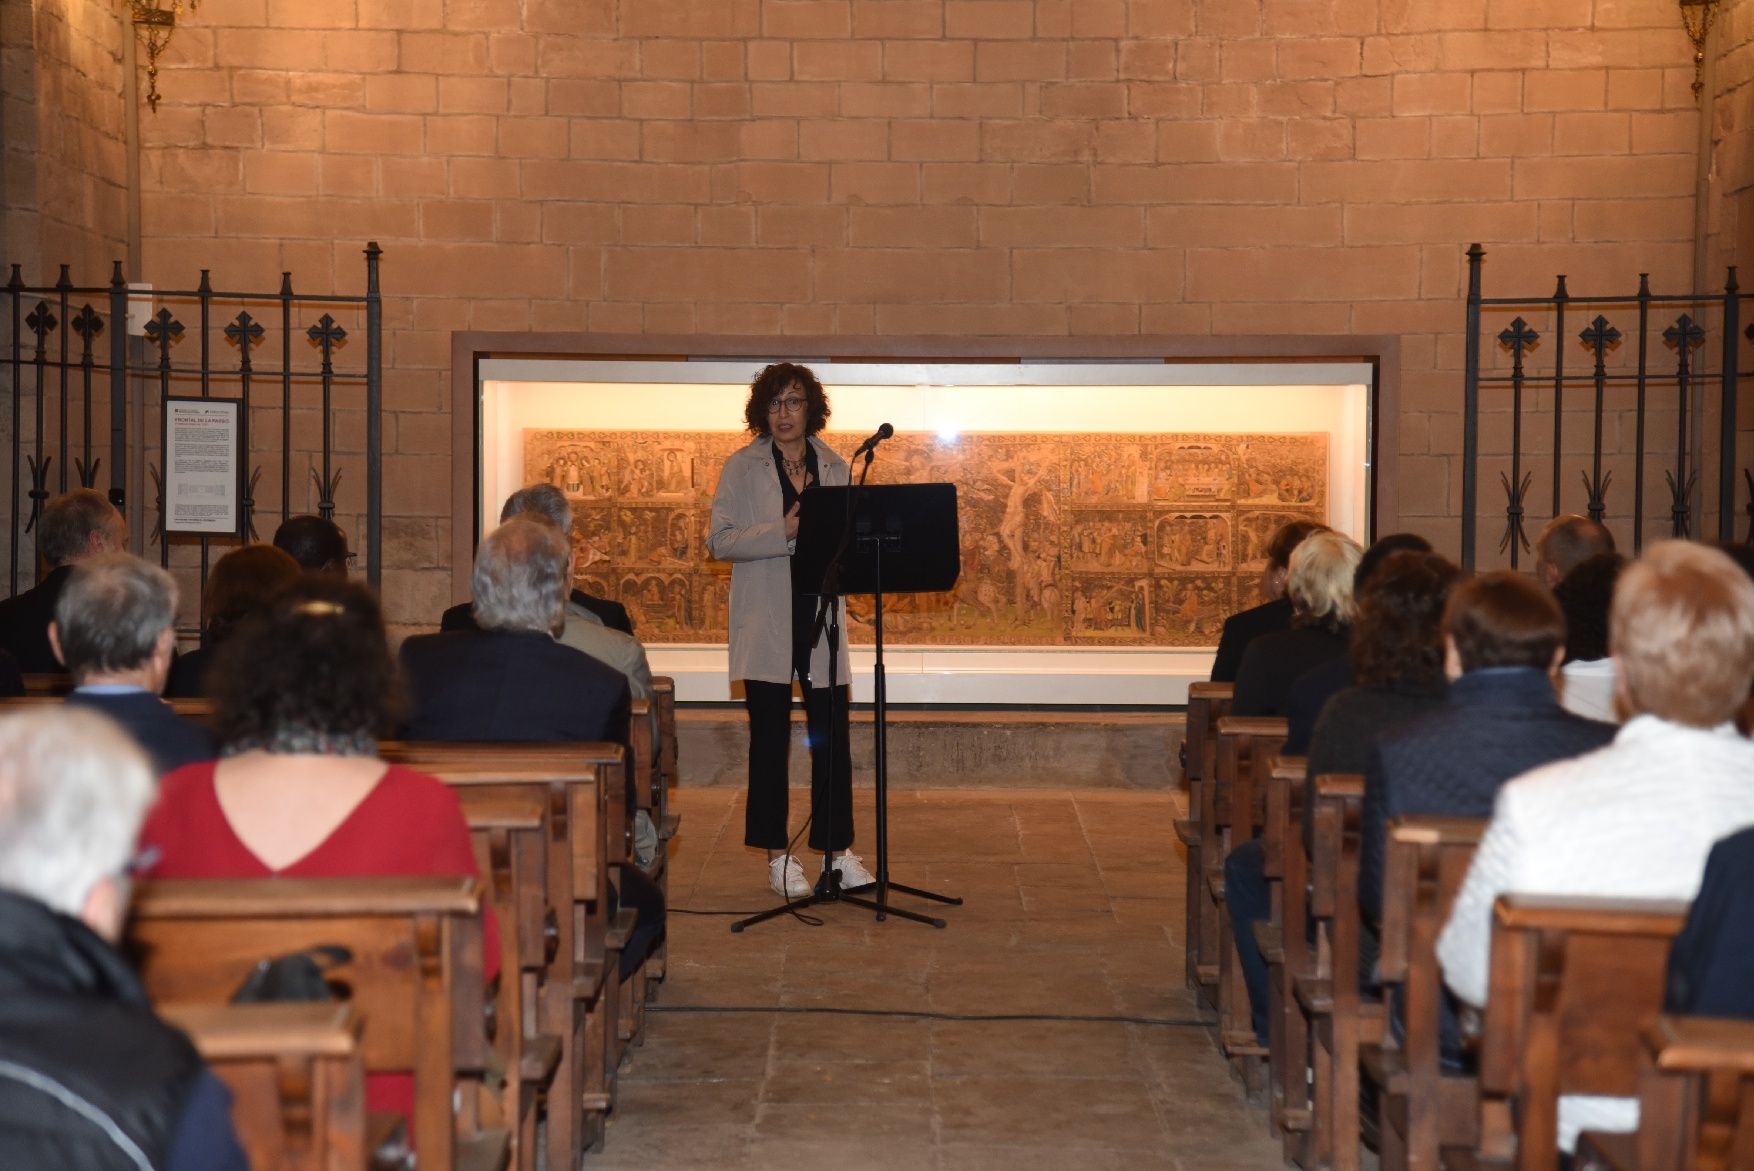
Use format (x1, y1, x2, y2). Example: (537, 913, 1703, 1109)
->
(707, 435, 852, 687)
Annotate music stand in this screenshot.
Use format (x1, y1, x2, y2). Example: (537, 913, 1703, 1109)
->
(802, 482, 963, 919)
(731, 481, 964, 933)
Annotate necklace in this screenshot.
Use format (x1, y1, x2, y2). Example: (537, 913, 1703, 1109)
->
(781, 452, 808, 477)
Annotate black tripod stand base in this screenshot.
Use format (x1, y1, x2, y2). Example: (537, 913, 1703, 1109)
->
(883, 879, 963, 907)
(728, 885, 948, 932)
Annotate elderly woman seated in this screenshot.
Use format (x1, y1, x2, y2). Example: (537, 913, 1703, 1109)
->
(1437, 540, 1754, 1157)
(1231, 527, 1363, 717)
(139, 575, 498, 1129)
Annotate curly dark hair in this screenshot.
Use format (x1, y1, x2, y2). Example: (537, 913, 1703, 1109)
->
(1351, 550, 1463, 689)
(210, 575, 403, 750)
(1552, 551, 1625, 663)
(743, 362, 831, 437)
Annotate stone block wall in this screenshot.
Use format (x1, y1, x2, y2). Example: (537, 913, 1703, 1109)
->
(9, 0, 1741, 626)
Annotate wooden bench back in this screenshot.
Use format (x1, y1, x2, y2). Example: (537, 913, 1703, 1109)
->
(1479, 893, 1690, 1170)
(20, 671, 70, 696)
(1622, 1015, 1754, 1171)
(1377, 816, 1485, 1167)
(1186, 680, 1234, 789)
(161, 1002, 367, 1171)
(0, 693, 216, 729)
(131, 875, 488, 1170)
(1307, 772, 1367, 1171)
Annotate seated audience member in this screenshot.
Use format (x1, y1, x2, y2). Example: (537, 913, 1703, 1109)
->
(1665, 824, 1754, 1018)
(0, 488, 127, 673)
(163, 543, 301, 699)
(52, 554, 214, 774)
(0, 708, 247, 1171)
(1225, 549, 1461, 1045)
(1284, 532, 1434, 753)
(1209, 519, 1327, 683)
(1232, 529, 1362, 717)
(441, 483, 637, 638)
(404, 516, 660, 982)
(271, 514, 351, 576)
(1438, 541, 1754, 1155)
(1534, 512, 1615, 589)
(139, 576, 499, 1128)
(1553, 552, 1625, 723)
(1367, 572, 1614, 928)
(404, 516, 631, 741)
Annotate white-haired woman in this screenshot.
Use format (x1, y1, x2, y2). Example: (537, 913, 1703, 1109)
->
(1232, 528, 1363, 716)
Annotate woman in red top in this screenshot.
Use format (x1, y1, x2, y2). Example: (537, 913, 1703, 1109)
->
(140, 575, 498, 1129)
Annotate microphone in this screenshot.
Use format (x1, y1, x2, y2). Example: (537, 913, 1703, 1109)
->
(853, 422, 894, 456)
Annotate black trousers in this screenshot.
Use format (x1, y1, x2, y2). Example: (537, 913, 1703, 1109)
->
(742, 674, 854, 853)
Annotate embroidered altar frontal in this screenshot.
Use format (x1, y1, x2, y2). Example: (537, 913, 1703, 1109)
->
(524, 429, 1328, 648)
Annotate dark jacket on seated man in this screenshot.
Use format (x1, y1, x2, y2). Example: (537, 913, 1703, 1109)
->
(1210, 597, 1291, 684)
(1666, 825, 1754, 1018)
(0, 564, 74, 675)
(0, 647, 21, 698)
(399, 627, 631, 744)
(441, 588, 634, 637)
(0, 889, 246, 1171)
(65, 689, 214, 776)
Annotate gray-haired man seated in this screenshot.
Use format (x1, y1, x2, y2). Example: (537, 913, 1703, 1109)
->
(0, 707, 246, 1170)
(51, 553, 214, 775)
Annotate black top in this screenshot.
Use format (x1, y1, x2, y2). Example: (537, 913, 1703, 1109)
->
(0, 647, 21, 698)
(774, 442, 821, 672)
(1210, 596, 1292, 683)
(1284, 654, 1356, 754)
(0, 890, 246, 1171)
(0, 564, 74, 674)
(64, 690, 215, 775)
(161, 644, 216, 700)
(1667, 825, 1754, 1018)
(398, 628, 631, 746)
(1303, 680, 1448, 860)
(1232, 622, 1351, 718)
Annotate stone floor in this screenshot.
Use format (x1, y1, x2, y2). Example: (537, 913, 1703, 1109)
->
(589, 785, 1289, 1170)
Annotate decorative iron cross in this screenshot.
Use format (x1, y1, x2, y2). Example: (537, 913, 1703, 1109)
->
(25, 302, 57, 356)
(145, 308, 184, 370)
(1578, 315, 1621, 356)
(307, 314, 347, 372)
(1497, 316, 1540, 360)
(225, 311, 265, 371)
(71, 304, 104, 344)
(1664, 314, 1705, 353)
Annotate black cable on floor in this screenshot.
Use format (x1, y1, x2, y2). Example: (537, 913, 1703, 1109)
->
(647, 1003, 1212, 1029)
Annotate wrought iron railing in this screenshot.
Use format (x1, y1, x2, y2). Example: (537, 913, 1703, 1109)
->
(1461, 242, 1749, 569)
(2, 244, 382, 608)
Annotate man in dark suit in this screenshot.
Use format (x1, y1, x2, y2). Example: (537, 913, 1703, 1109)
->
(401, 516, 631, 745)
(1363, 571, 1614, 1063)
(50, 553, 214, 775)
(0, 489, 128, 674)
(401, 515, 659, 981)
(440, 483, 634, 636)
(272, 514, 352, 576)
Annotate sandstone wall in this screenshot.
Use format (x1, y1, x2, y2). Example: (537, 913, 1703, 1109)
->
(29, 0, 1721, 622)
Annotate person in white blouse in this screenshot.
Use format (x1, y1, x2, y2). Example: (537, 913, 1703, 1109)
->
(1436, 540, 1754, 1154)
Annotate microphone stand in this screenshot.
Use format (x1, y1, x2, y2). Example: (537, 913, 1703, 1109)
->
(732, 440, 947, 933)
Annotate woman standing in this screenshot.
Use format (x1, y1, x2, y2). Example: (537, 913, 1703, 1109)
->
(708, 363, 874, 899)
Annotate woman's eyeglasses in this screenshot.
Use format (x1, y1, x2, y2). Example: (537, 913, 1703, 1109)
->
(767, 396, 807, 415)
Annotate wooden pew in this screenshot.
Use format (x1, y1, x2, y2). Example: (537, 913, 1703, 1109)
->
(0, 693, 217, 731)
(651, 675, 680, 842)
(1576, 1016, 1754, 1171)
(1368, 816, 1485, 1171)
(379, 742, 628, 1161)
(1448, 894, 1689, 1171)
(20, 671, 70, 696)
(130, 875, 505, 1171)
(161, 1002, 368, 1171)
(1256, 752, 1313, 1155)
(1299, 772, 1371, 1171)
(1180, 680, 1233, 994)
(1209, 714, 1287, 1058)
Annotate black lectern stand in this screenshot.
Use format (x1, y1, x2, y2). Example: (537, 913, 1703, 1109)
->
(730, 480, 963, 933)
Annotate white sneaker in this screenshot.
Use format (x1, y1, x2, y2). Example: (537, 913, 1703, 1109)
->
(831, 852, 876, 892)
(768, 854, 811, 899)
